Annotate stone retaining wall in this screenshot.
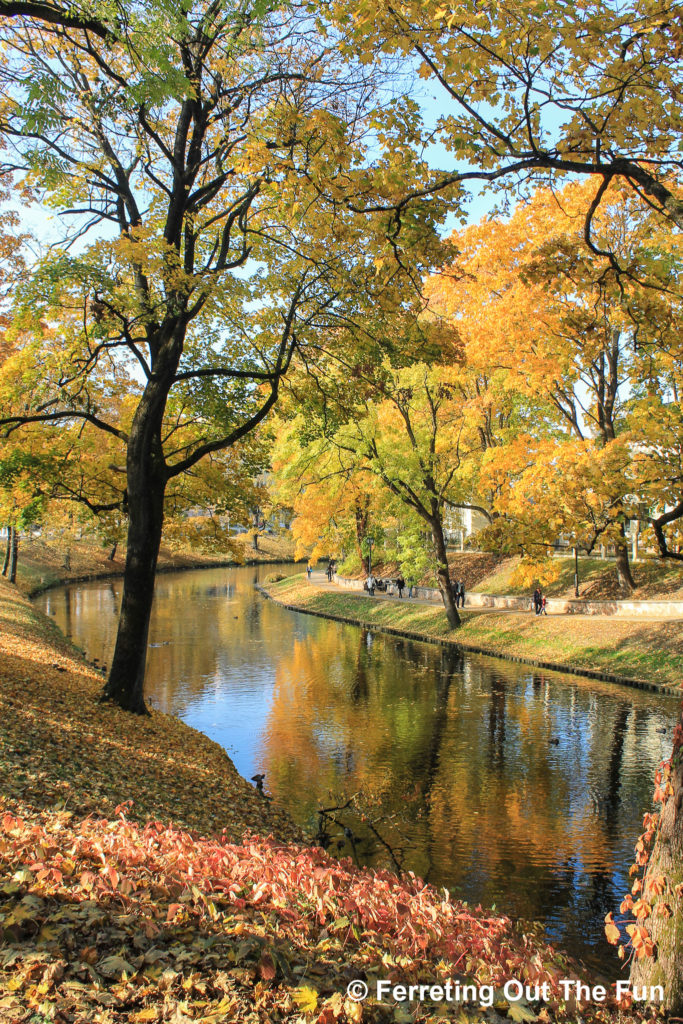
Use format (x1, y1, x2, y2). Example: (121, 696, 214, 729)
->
(333, 575, 683, 618)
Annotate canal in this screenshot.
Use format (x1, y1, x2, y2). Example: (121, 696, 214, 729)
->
(34, 562, 677, 975)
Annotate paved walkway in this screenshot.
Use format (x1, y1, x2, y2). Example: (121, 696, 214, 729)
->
(305, 571, 682, 621)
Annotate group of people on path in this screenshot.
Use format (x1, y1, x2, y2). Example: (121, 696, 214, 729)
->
(311, 561, 551, 619)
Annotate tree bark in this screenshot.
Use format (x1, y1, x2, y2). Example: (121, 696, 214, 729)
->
(8, 526, 18, 583)
(432, 511, 460, 629)
(108, 541, 118, 561)
(615, 523, 635, 592)
(2, 526, 11, 576)
(630, 704, 683, 1014)
(102, 375, 170, 714)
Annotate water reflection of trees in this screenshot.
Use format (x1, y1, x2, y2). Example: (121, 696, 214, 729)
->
(260, 630, 669, 952)
(37, 571, 675, 967)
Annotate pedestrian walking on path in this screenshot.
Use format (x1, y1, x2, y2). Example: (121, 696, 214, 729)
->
(396, 575, 405, 599)
(533, 587, 542, 614)
(307, 563, 312, 581)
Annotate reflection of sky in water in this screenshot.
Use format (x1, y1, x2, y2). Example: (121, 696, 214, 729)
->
(35, 566, 678, 975)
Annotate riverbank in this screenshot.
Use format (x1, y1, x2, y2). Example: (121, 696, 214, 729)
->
(13, 531, 298, 597)
(261, 575, 683, 695)
(340, 552, 683, 601)
(0, 580, 669, 1022)
(0, 578, 300, 839)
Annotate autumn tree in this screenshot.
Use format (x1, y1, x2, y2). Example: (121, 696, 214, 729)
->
(428, 181, 683, 590)
(328, 0, 683, 244)
(278, 347, 517, 627)
(0, 0, 448, 712)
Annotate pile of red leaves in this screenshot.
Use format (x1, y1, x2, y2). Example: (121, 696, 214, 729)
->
(0, 801, 661, 1024)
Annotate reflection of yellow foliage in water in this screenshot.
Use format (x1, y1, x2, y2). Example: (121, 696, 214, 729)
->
(260, 624, 658, 913)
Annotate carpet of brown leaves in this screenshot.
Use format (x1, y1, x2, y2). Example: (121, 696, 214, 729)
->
(0, 580, 667, 1023)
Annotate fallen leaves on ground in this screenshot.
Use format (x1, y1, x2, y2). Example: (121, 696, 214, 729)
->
(0, 581, 666, 1023)
(0, 802, 660, 1024)
(0, 579, 299, 841)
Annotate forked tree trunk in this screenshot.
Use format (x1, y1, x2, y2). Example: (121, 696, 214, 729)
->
(432, 511, 460, 630)
(630, 703, 683, 1014)
(2, 526, 11, 576)
(102, 377, 170, 715)
(8, 527, 18, 584)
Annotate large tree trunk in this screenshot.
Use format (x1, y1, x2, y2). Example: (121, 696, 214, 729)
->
(630, 703, 683, 1014)
(615, 523, 635, 592)
(432, 511, 460, 629)
(2, 526, 11, 576)
(102, 378, 169, 715)
(7, 527, 18, 584)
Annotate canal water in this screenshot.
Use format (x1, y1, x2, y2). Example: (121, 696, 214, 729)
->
(35, 563, 677, 975)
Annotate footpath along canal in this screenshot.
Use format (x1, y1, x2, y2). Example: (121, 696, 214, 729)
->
(34, 562, 678, 976)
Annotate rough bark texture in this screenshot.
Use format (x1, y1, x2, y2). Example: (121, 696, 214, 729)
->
(8, 527, 18, 583)
(108, 541, 118, 561)
(102, 377, 169, 715)
(432, 513, 460, 629)
(630, 705, 683, 1014)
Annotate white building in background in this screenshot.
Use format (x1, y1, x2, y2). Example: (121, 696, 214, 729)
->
(443, 504, 489, 545)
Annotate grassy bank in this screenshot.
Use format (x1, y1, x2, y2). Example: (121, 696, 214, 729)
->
(338, 552, 683, 601)
(13, 530, 298, 597)
(0, 581, 646, 1023)
(264, 575, 683, 694)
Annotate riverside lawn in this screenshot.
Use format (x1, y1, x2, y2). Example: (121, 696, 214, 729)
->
(263, 574, 683, 693)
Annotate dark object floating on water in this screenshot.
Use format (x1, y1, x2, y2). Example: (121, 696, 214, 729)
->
(251, 773, 265, 792)
(549, 737, 560, 745)
(656, 727, 667, 734)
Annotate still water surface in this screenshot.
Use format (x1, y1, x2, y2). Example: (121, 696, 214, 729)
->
(35, 563, 677, 974)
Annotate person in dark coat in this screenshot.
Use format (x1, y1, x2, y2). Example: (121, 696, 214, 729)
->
(533, 587, 542, 614)
(396, 575, 405, 599)
(458, 581, 466, 608)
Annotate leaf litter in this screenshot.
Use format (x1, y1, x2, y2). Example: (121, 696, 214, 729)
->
(0, 581, 666, 1023)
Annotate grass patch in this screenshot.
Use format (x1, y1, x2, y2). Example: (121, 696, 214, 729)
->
(266, 576, 683, 691)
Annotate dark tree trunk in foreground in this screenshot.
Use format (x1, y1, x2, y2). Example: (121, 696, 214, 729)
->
(102, 380, 169, 715)
(630, 703, 683, 1014)
(8, 526, 18, 583)
(2, 526, 11, 576)
(432, 511, 460, 629)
